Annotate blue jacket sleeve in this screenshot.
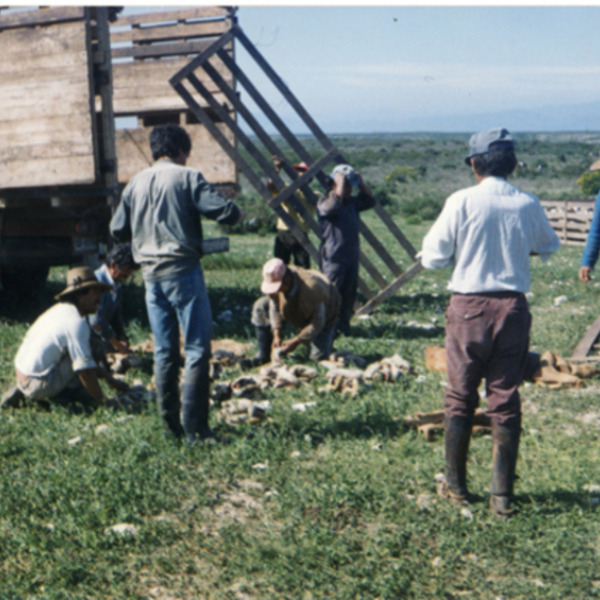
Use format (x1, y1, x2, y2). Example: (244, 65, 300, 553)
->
(581, 191, 600, 269)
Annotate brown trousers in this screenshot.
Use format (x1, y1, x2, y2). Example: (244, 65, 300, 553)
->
(443, 292, 531, 425)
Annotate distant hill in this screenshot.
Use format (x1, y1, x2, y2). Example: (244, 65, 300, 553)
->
(323, 101, 600, 135)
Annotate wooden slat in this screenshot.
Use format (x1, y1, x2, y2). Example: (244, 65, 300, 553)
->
(112, 55, 232, 115)
(359, 220, 403, 277)
(373, 203, 418, 258)
(358, 250, 388, 290)
(234, 26, 334, 162)
(2, 219, 77, 237)
(173, 82, 268, 196)
(216, 49, 328, 187)
(169, 30, 235, 85)
(112, 39, 219, 60)
(355, 262, 424, 316)
(199, 57, 321, 231)
(571, 313, 600, 359)
(0, 156, 96, 189)
(170, 25, 422, 311)
(0, 6, 85, 30)
(110, 19, 230, 44)
(113, 7, 232, 27)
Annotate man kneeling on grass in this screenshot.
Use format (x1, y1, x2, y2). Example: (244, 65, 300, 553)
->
(246, 258, 341, 366)
(419, 128, 560, 518)
(2, 266, 128, 411)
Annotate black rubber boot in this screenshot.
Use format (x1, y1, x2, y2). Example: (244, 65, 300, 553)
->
(242, 326, 273, 369)
(437, 415, 472, 504)
(181, 362, 211, 445)
(490, 419, 521, 518)
(522, 352, 541, 383)
(155, 360, 184, 439)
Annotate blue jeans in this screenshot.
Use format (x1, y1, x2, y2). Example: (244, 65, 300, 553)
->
(145, 265, 213, 440)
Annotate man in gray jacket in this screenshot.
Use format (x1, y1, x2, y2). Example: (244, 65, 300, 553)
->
(110, 124, 243, 443)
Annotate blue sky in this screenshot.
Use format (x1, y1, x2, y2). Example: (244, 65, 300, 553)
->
(124, 5, 600, 133)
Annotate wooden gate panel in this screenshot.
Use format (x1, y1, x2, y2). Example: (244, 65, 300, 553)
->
(170, 24, 423, 313)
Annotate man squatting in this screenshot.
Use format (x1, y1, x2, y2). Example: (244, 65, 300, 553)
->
(9, 267, 128, 410)
(110, 124, 244, 444)
(420, 127, 560, 517)
(248, 258, 341, 367)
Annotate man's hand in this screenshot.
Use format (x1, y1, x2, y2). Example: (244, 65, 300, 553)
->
(279, 337, 301, 356)
(579, 266, 592, 283)
(97, 365, 129, 393)
(333, 171, 347, 196)
(109, 338, 129, 354)
(272, 155, 282, 173)
(272, 329, 282, 349)
(78, 368, 105, 406)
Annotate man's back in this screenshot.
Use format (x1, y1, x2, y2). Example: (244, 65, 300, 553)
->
(15, 303, 94, 377)
(276, 267, 340, 330)
(111, 159, 239, 282)
(421, 176, 559, 294)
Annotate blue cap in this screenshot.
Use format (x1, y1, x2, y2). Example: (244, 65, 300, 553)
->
(330, 164, 361, 187)
(465, 127, 514, 166)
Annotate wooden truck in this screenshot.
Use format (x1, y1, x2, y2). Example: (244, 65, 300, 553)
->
(0, 6, 237, 298)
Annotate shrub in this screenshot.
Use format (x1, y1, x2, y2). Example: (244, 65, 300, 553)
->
(578, 170, 600, 197)
(398, 192, 444, 221)
(218, 192, 276, 236)
(385, 166, 418, 184)
(369, 180, 397, 211)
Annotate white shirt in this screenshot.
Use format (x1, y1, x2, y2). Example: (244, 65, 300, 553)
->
(15, 303, 97, 377)
(419, 177, 560, 294)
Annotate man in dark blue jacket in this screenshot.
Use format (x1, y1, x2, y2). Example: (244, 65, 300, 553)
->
(317, 164, 375, 335)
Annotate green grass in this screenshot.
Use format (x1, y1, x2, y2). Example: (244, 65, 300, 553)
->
(3, 133, 600, 598)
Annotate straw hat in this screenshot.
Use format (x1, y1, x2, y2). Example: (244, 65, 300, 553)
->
(55, 266, 112, 300)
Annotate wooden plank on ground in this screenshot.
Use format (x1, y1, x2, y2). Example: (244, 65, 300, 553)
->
(571, 313, 600, 359)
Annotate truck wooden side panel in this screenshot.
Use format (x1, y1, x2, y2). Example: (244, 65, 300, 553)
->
(0, 17, 97, 188)
(110, 8, 238, 190)
(116, 123, 236, 185)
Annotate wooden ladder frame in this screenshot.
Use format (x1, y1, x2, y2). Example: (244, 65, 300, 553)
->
(169, 24, 423, 315)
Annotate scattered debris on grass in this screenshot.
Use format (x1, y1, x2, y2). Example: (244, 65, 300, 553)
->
(425, 346, 596, 389)
(403, 409, 491, 441)
(105, 523, 138, 536)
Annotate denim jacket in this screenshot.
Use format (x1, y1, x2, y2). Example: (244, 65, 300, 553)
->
(581, 191, 600, 270)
